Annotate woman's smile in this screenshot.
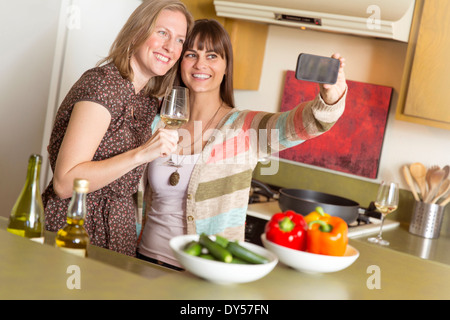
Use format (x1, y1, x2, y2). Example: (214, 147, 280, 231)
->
(181, 45, 226, 93)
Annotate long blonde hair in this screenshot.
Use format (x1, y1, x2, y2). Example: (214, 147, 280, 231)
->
(98, 0, 193, 97)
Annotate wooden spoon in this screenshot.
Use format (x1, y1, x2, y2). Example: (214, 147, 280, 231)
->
(426, 166, 439, 186)
(431, 179, 450, 203)
(440, 194, 450, 207)
(410, 163, 427, 200)
(424, 166, 439, 201)
(402, 165, 420, 202)
(425, 168, 446, 202)
(443, 165, 449, 180)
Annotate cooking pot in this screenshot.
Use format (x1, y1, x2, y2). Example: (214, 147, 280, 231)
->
(251, 179, 359, 224)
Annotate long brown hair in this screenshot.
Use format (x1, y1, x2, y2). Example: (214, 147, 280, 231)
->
(178, 19, 235, 108)
(98, 0, 194, 97)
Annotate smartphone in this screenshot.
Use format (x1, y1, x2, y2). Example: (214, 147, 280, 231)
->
(295, 53, 340, 85)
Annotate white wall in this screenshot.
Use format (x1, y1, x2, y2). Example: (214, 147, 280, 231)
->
(40, 0, 142, 187)
(0, 0, 140, 218)
(234, 25, 450, 188)
(0, 0, 61, 218)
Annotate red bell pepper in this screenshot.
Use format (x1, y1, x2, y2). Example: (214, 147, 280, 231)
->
(265, 210, 307, 251)
(307, 216, 348, 256)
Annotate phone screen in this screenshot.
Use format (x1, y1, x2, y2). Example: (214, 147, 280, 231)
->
(295, 53, 340, 85)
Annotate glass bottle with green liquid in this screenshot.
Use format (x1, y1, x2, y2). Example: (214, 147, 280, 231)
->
(7, 154, 45, 243)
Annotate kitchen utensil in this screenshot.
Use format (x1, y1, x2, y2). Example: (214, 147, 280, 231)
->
(409, 201, 445, 239)
(250, 180, 359, 224)
(261, 234, 359, 273)
(442, 165, 450, 181)
(252, 179, 359, 223)
(402, 165, 420, 202)
(278, 189, 360, 224)
(425, 166, 439, 199)
(410, 162, 428, 200)
(169, 234, 277, 284)
(440, 194, 450, 207)
(424, 167, 447, 202)
(431, 179, 450, 204)
(443, 165, 450, 182)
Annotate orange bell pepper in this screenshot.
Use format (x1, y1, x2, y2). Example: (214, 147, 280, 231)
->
(307, 216, 348, 256)
(304, 206, 330, 224)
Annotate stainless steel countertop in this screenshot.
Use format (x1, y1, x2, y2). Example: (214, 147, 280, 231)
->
(353, 223, 450, 266)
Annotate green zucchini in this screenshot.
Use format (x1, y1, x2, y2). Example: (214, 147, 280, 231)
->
(199, 234, 233, 263)
(226, 241, 269, 264)
(199, 254, 216, 260)
(214, 235, 229, 248)
(183, 240, 202, 256)
(230, 257, 249, 264)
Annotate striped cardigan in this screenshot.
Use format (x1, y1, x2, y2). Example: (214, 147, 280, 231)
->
(141, 92, 346, 241)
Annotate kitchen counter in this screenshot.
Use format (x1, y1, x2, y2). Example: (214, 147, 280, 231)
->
(246, 201, 450, 266)
(353, 223, 450, 266)
(1, 217, 449, 300)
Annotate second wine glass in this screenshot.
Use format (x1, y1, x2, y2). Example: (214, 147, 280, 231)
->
(368, 181, 399, 246)
(160, 86, 189, 169)
(160, 86, 189, 129)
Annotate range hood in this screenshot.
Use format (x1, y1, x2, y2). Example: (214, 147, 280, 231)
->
(214, 0, 416, 42)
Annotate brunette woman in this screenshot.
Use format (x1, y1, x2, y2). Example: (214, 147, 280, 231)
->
(138, 19, 347, 268)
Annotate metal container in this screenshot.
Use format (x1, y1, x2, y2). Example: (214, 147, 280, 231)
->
(409, 201, 444, 239)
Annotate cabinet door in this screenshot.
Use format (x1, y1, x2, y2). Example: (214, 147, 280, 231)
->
(397, 0, 450, 129)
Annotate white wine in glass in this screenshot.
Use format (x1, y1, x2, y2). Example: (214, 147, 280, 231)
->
(368, 181, 399, 246)
(160, 86, 189, 171)
(160, 115, 188, 129)
(160, 86, 189, 129)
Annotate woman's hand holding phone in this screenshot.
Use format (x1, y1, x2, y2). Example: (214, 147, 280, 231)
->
(319, 53, 347, 105)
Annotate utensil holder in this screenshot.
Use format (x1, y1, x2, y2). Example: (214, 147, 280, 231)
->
(409, 201, 444, 239)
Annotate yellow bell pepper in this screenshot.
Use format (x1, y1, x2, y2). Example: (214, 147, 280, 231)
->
(304, 206, 330, 224)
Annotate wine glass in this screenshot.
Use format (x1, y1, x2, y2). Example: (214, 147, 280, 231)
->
(160, 86, 189, 130)
(368, 181, 399, 246)
(160, 86, 189, 168)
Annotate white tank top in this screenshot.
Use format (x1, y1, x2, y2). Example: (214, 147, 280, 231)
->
(138, 153, 200, 268)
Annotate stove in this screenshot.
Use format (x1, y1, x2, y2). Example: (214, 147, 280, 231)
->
(245, 183, 399, 245)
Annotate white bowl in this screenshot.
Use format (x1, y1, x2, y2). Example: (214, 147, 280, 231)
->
(170, 234, 278, 284)
(261, 233, 359, 273)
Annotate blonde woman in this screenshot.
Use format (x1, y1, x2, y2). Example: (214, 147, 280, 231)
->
(43, 0, 193, 256)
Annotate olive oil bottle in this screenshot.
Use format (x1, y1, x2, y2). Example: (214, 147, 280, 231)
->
(55, 179, 90, 257)
(7, 154, 45, 243)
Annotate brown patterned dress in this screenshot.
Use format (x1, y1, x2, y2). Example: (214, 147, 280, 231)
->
(43, 63, 158, 256)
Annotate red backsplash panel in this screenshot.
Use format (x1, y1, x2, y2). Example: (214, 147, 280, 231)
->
(279, 70, 392, 179)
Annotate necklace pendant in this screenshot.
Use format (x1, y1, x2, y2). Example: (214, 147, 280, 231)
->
(169, 170, 180, 186)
